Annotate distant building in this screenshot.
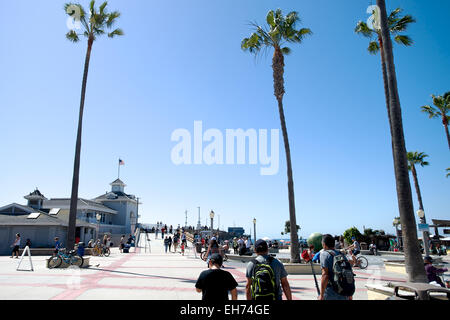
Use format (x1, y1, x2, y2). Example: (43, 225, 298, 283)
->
(0, 179, 139, 255)
(228, 227, 245, 237)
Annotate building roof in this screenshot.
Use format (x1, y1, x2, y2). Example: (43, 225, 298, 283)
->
(431, 219, 450, 227)
(110, 179, 126, 186)
(0, 203, 94, 228)
(24, 189, 47, 200)
(41, 198, 118, 215)
(94, 191, 136, 202)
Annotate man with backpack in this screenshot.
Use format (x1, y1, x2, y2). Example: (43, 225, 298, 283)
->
(319, 234, 355, 300)
(246, 239, 292, 300)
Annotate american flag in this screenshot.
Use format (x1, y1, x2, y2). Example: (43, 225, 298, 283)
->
(119, 159, 125, 165)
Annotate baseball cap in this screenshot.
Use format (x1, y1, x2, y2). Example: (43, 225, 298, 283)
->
(255, 239, 268, 252)
(210, 253, 223, 266)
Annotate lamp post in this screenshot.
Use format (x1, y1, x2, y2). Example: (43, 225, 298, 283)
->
(253, 218, 256, 245)
(417, 209, 430, 256)
(96, 213, 102, 240)
(393, 217, 402, 250)
(209, 210, 215, 238)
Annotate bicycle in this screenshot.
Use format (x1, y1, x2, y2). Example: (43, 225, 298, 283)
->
(200, 248, 228, 262)
(48, 248, 83, 269)
(342, 249, 368, 269)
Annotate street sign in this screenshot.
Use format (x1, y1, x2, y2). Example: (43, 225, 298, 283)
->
(418, 223, 429, 232)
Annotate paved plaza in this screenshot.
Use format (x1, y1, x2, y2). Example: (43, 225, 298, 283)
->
(0, 234, 418, 300)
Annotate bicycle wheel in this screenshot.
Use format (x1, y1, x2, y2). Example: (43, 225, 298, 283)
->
(357, 256, 368, 269)
(223, 254, 228, 262)
(92, 248, 99, 256)
(200, 251, 206, 260)
(103, 248, 110, 257)
(48, 256, 62, 269)
(71, 255, 84, 267)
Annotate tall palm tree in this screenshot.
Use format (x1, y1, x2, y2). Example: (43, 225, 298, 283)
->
(241, 9, 312, 263)
(446, 168, 450, 178)
(64, 1, 123, 250)
(421, 92, 450, 150)
(355, 8, 415, 130)
(376, 0, 427, 283)
(407, 151, 431, 256)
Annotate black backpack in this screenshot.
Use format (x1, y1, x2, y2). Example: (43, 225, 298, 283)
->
(326, 250, 355, 297)
(250, 256, 277, 301)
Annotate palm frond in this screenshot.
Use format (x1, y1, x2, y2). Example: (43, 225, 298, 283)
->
(108, 28, 124, 38)
(394, 35, 413, 46)
(368, 41, 380, 55)
(281, 47, 291, 55)
(355, 21, 374, 38)
(66, 30, 80, 42)
(106, 11, 120, 28)
(421, 105, 439, 118)
(390, 14, 416, 33)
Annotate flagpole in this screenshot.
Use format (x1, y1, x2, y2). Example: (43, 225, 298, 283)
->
(118, 159, 120, 179)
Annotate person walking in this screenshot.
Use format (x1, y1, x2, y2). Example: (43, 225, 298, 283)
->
(319, 234, 355, 300)
(161, 227, 165, 239)
(195, 253, 238, 301)
(168, 236, 173, 252)
(10, 233, 21, 258)
(155, 227, 159, 239)
(232, 237, 238, 254)
(164, 236, 169, 253)
(173, 233, 179, 253)
(119, 235, 125, 253)
(246, 239, 292, 300)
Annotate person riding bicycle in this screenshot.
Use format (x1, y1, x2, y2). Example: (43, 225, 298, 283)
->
(345, 237, 361, 267)
(203, 237, 220, 267)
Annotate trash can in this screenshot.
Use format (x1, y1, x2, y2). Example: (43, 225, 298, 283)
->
(195, 242, 202, 253)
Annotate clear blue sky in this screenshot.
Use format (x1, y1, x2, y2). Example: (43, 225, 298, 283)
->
(1, 0, 449, 240)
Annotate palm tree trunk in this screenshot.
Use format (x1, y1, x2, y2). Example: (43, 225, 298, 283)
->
(272, 47, 300, 263)
(443, 118, 450, 150)
(410, 165, 431, 256)
(67, 36, 94, 250)
(410, 165, 424, 211)
(379, 36, 392, 132)
(377, 0, 427, 283)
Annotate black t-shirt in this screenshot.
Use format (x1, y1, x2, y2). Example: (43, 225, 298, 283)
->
(195, 269, 238, 301)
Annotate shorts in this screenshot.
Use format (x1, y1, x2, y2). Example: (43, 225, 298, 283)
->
(12, 246, 20, 254)
(324, 287, 350, 300)
(352, 249, 360, 256)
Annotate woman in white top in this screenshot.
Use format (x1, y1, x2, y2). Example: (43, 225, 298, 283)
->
(10, 233, 21, 258)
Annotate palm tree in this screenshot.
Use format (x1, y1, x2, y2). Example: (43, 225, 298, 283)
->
(241, 9, 312, 263)
(446, 168, 450, 178)
(407, 151, 431, 256)
(64, 1, 123, 250)
(421, 92, 450, 150)
(376, 0, 427, 283)
(355, 8, 415, 129)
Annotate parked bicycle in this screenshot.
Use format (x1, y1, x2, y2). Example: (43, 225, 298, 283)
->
(92, 243, 110, 257)
(48, 248, 83, 269)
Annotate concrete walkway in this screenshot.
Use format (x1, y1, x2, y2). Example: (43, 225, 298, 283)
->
(0, 234, 409, 300)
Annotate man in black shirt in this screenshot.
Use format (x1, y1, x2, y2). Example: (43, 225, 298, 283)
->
(195, 253, 238, 301)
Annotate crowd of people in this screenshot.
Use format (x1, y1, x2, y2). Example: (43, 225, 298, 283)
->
(9, 224, 449, 298)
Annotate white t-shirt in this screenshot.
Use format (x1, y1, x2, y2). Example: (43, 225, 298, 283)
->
(14, 237, 21, 246)
(245, 239, 251, 248)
